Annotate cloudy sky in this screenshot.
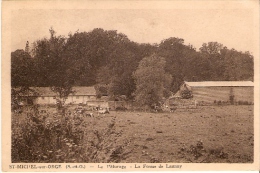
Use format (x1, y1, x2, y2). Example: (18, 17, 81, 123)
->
(11, 2, 257, 56)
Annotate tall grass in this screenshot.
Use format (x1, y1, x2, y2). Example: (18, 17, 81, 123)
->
(12, 107, 131, 163)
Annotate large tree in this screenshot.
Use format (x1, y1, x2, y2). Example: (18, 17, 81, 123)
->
(199, 42, 223, 55)
(133, 54, 172, 108)
(31, 28, 76, 108)
(96, 35, 152, 100)
(11, 49, 33, 87)
(157, 37, 197, 92)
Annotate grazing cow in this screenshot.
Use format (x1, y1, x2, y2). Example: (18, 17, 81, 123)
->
(170, 107, 177, 113)
(98, 109, 106, 114)
(98, 108, 110, 114)
(84, 112, 94, 118)
(92, 107, 99, 111)
(151, 105, 162, 113)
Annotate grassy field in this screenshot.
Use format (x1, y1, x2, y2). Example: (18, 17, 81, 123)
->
(12, 105, 254, 163)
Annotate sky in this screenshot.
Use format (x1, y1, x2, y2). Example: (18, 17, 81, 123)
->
(11, 7, 256, 56)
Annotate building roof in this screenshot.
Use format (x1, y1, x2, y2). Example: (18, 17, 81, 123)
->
(32, 87, 56, 96)
(73, 87, 96, 96)
(14, 86, 96, 96)
(172, 91, 182, 98)
(12, 87, 40, 97)
(184, 81, 254, 87)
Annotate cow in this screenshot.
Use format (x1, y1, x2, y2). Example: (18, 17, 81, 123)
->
(84, 112, 94, 118)
(151, 105, 162, 113)
(92, 107, 99, 111)
(98, 108, 110, 115)
(170, 107, 177, 113)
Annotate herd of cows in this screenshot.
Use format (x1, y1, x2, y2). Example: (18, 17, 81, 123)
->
(73, 106, 110, 117)
(13, 102, 180, 120)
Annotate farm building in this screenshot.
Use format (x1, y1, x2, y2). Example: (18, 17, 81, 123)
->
(13, 86, 98, 105)
(172, 81, 254, 105)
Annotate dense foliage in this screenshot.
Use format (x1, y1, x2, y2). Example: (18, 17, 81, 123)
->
(133, 54, 172, 107)
(11, 28, 254, 99)
(12, 108, 131, 163)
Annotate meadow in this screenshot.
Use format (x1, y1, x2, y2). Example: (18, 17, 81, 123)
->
(11, 105, 254, 163)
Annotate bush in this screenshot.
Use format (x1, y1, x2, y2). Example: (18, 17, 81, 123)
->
(12, 110, 85, 162)
(115, 107, 127, 111)
(181, 90, 193, 99)
(237, 100, 250, 105)
(178, 140, 228, 162)
(12, 107, 132, 163)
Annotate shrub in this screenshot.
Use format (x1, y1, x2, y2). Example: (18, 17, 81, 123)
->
(115, 107, 127, 111)
(208, 148, 228, 159)
(12, 109, 85, 162)
(188, 140, 205, 159)
(181, 90, 193, 99)
(12, 107, 132, 163)
(178, 140, 229, 162)
(237, 100, 250, 105)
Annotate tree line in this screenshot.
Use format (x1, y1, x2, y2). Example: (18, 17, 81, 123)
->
(11, 28, 254, 106)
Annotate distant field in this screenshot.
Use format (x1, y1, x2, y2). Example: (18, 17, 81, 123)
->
(12, 105, 254, 163)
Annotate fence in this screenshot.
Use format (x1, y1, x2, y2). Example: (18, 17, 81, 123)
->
(169, 98, 197, 109)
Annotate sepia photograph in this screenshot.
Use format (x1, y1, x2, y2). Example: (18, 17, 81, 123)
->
(2, 0, 260, 171)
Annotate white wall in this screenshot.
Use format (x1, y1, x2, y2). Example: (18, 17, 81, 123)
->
(36, 96, 50, 104)
(192, 86, 253, 104)
(35, 95, 97, 105)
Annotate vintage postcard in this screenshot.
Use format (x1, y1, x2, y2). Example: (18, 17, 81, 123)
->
(2, 0, 260, 171)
